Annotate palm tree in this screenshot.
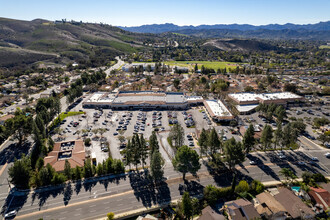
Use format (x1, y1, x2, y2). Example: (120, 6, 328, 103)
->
(280, 168, 297, 185)
(92, 128, 99, 138)
(99, 128, 106, 137)
(76, 130, 81, 139)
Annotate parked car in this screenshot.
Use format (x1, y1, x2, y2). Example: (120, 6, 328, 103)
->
(311, 157, 319, 161)
(4, 210, 17, 219)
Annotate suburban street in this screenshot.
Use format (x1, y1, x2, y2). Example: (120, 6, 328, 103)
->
(1, 140, 328, 220)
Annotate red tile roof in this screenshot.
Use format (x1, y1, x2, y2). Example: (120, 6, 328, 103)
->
(44, 140, 85, 172)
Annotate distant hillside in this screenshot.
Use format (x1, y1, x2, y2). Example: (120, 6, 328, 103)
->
(203, 39, 279, 52)
(175, 28, 330, 41)
(0, 18, 156, 68)
(119, 21, 330, 40)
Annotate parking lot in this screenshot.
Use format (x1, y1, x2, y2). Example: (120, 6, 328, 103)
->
(52, 94, 246, 165)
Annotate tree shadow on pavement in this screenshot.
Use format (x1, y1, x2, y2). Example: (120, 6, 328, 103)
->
(0, 142, 30, 165)
(83, 180, 97, 194)
(63, 183, 73, 206)
(31, 185, 64, 209)
(202, 160, 232, 187)
(178, 180, 204, 198)
(129, 170, 171, 208)
(0, 191, 28, 215)
(75, 180, 82, 195)
(98, 175, 127, 191)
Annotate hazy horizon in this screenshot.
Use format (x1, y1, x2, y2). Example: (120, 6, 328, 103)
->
(0, 0, 329, 27)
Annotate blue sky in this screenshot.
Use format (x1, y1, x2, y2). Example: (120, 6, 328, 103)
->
(0, 0, 329, 26)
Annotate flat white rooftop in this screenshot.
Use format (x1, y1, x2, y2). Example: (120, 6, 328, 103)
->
(205, 100, 232, 117)
(236, 104, 259, 113)
(85, 92, 115, 103)
(229, 92, 302, 102)
(186, 96, 203, 101)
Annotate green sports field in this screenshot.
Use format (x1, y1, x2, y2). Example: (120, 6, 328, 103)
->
(163, 61, 239, 70)
(319, 45, 330, 49)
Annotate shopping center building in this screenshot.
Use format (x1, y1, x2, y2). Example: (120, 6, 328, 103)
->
(82, 91, 204, 110)
(228, 92, 304, 114)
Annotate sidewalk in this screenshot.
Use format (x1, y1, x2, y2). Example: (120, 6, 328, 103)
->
(95, 199, 179, 220)
(95, 176, 330, 219)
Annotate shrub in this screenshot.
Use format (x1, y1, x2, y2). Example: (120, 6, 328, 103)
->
(107, 212, 115, 220)
(84, 138, 91, 146)
(250, 180, 265, 195)
(204, 185, 219, 206)
(218, 186, 232, 198)
(235, 180, 250, 194)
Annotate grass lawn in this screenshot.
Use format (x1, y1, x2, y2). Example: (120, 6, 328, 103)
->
(49, 111, 85, 130)
(320, 45, 330, 49)
(59, 111, 84, 120)
(132, 60, 240, 71)
(164, 61, 239, 70)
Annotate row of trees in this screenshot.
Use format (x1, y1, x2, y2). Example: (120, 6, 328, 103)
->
(199, 128, 245, 171)
(65, 69, 107, 103)
(256, 103, 286, 122)
(9, 155, 125, 189)
(123, 132, 166, 182)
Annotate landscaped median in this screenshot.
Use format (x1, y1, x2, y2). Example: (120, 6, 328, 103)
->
(49, 111, 85, 131)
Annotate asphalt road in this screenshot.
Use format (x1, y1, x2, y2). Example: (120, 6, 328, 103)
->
(4, 146, 329, 220)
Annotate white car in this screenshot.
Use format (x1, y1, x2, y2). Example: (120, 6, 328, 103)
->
(279, 155, 286, 159)
(325, 152, 330, 158)
(311, 157, 319, 161)
(4, 210, 17, 219)
(249, 160, 257, 165)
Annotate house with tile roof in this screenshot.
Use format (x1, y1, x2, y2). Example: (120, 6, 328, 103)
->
(44, 140, 86, 172)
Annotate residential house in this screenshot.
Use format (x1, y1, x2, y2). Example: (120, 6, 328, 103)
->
(198, 206, 225, 220)
(255, 192, 288, 220)
(308, 187, 330, 210)
(225, 198, 260, 220)
(274, 188, 315, 219)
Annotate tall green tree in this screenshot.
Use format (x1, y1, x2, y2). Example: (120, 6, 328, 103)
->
(223, 138, 245, 171)
(131, 134, 141, 170)
(124, 139, 133, 169)
(282, 124, 291, 147)
(149, 131, 159, 156)
(172, 145, 200, 180)
(150, 150, 165, 182)
(169, 123, 184, 149)
(198, 128, 208, 157)
(274, 123, 283, 150)
(139, 134, 148, 169)
(83, 158, 94, 178)
(74, 166, 82, 180)
(64, 159, 72, 179)
(208, 128, 220, 156)
(182, 192, 193, 219)
(260, 124, 273, 151)
(242, 124, 255, 154)
(8, 155, 32, 189)
(5, 108, 33, 145)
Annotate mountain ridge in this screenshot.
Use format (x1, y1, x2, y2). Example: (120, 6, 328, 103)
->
(119, 21, 330, 33)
